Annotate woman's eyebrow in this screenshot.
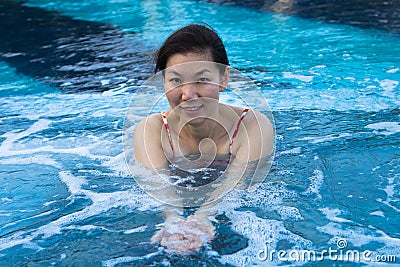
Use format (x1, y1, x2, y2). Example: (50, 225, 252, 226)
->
(165, 68, 212, 77)
(194, 69, 212, 76)
(165, 70, 181, 76)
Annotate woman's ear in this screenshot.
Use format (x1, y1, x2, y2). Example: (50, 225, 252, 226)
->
(219, 66, 230, 91)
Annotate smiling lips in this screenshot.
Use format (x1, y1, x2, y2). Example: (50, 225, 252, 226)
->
(180, 104, 203, 113)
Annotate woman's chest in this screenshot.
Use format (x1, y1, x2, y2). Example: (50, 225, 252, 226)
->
(173, 136, 231, 157)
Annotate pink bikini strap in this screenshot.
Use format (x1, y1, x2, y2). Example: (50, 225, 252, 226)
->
(228, 108, 249, 158)
(161, 112, 174, 153)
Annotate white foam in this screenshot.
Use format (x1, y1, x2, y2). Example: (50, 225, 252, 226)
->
(319, 208, 352, 223)
(60, 82, 73, 86)
(377, 175, 400, 212)
(312, 65, 326, 69)
(262, 86, 400, 111)
(59, 171, 87, 195)
(100, 79, 110, 86)
(0, 170, 161, 251)
(0, 155, 62, 169)
(0, 115, 102, 159)
(204, 183, 310, 265)
(279, 147, 302, 155)
(276, 172, 296, 181)
(123, 225, 148, 234)
(365, 122, 400, 136)
(76, 225, 98, 231)
(317, 221, 400, 252)
(0, 109, 117, 162)
(92, 110, 107, 117)
(0, 232, 37, 252)
(287, 126, 302, 130)
(102, 251, 162, 267)
(278, 206, 303, 221)
(370, 210, 385, 217)
(299, 133, 351, 144)
(379, 79, 399, 91)
(0, 212, 11, 217)
(0, 209, 56, 232)
(344, 77, 356, 82)
(303, 170, 324, 199)
(387, 68, 399, 73)
(43, 200, 57, 206)
(0, 118, 52, 152)
(219, 210, 312, 266)
(101, 86, 130, 96)
(219, 182, 297, 212)
(283, 72, 314, 83)
(101, 152, 132, 178)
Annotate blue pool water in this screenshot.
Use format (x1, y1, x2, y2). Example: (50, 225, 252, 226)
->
(1, 0, 400, 266)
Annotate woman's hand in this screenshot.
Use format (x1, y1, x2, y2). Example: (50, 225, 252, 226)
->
(151, 213, 215, 253)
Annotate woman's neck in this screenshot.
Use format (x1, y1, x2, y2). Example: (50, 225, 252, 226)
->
(179, 118, 225, 143)
(168, 103, 239, 145)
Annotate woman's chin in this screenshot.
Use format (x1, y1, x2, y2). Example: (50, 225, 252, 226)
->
(186, 117, 206, 125)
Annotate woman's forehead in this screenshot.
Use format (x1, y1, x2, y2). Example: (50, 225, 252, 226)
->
(166, 51, 213, 67)
(164, 64, 217, 78)
(164, 59, 221, 77)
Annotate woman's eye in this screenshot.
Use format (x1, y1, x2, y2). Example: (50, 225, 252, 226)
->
(197, 77, 210, 83)
(169, 78, 181, 84)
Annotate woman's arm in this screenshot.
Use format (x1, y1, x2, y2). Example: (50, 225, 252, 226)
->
(134, 114, 184, 207)
(236, 109, 274, 162)
(134, 114, 168, 169)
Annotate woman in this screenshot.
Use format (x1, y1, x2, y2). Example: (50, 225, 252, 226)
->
(134, 24, 274, 253)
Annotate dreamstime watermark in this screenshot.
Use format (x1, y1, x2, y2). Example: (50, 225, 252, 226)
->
(257, 238, 397, 263)
(123, 61, 275, 208)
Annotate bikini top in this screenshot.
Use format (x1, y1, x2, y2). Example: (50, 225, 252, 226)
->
(161, 108, 249, 163)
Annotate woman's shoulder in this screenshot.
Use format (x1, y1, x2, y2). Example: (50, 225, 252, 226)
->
(244, 109, 274, 157)
(224, 105, 269, 124)
(220, 104, 271, 127)
(135, 113, 165, 133)
(220, 104, 247, 118)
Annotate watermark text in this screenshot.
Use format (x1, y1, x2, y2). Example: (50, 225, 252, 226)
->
(257, 238, 397, 263)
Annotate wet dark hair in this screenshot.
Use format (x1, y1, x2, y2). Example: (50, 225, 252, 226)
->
(154, 24, 229, 73)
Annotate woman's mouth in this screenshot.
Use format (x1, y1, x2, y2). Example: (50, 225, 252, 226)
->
(180, 105, 203, 114)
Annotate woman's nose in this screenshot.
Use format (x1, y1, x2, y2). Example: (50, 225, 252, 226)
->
(181, 82, 198, 101)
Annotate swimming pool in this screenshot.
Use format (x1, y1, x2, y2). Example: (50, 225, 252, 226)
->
(1, 0, 399, 266)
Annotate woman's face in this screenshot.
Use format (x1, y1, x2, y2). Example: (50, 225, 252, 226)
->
(163, 52, 229, 122)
